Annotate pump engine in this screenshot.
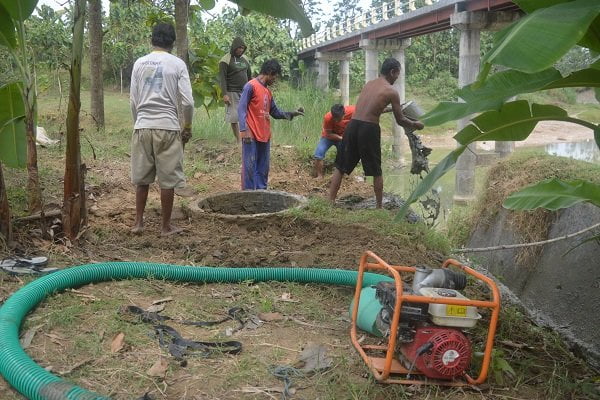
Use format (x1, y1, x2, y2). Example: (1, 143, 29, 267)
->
(373, 266, 478, 380)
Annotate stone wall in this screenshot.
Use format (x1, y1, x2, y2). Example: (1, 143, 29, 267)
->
(467, 202, 600, 369)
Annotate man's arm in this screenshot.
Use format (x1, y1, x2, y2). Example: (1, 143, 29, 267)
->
(129, 63, 139, 123)
(179, 64, 194, 142)
(237, 82, 253, 139)
(322, 116, 342, 141)
(218, 59, 229, 104)
(269, 98, 303, 120)
(245, 58, 252, 82)
(389, 90, 424, 131)
(323, 130, 343, 141)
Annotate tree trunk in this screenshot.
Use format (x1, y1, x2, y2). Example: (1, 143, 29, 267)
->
(0, 163, 11, 243)
(57, 68, 63, 111)
(174, 0, 190, 66)
(25, 89, 42, 213)
(89, 0, 105, 129)
(63, 0, 87, 241)
(174, 0, 190, 130)
(18, 20, 42, 213)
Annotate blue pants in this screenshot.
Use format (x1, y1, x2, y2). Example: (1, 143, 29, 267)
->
(313, 137, 342, 160)
(241, 139, 270, 190)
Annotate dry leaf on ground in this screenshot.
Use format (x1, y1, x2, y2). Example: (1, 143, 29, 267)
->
(147, 357, 169, 378)
(20, 324, 44, 349)
(258, 312, 284, 322)
(151, 297, 173, 305)
(110, 332, 125, 353)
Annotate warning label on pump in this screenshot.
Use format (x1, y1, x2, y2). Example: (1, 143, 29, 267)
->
(446, 305, 467, 317)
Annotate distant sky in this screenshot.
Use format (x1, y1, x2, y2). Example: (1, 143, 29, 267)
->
(35, 0, 374, 31)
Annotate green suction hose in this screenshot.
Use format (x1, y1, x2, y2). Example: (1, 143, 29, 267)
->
(0, 262, 391, 400)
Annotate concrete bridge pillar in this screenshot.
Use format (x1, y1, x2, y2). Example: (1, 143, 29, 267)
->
(392, 39, 411, 164)
(340, 57, 351, 106)
(495, 95, 518, 157)
(451, 11, 522, 203)
(315, 57, 329, 90)
(315, 51, 353, 105)
(359, 39, 379, 82)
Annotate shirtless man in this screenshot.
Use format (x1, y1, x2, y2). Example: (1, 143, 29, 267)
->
(328, 57, 424, 208)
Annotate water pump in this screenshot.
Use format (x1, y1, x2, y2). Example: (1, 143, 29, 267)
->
(350, 252, 500, 386)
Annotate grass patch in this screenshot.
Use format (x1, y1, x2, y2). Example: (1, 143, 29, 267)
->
(461, 152, 600, 266)
(287, 197, 451, 255)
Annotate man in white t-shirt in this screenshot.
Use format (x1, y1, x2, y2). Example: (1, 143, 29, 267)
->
(129, 23, 194, 236)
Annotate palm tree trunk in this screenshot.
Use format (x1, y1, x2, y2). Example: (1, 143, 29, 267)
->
(63, 0, 87, 241)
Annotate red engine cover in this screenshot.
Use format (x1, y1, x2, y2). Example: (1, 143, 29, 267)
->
(400, 326, 471, 379)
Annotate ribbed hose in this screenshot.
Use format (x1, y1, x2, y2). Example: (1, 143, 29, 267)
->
(0, 262, 390, 400)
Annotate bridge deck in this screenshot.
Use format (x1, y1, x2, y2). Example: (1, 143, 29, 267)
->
(298, 0, 519, 58)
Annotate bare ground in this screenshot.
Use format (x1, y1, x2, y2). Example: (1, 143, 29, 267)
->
(0, 129, 597, 399)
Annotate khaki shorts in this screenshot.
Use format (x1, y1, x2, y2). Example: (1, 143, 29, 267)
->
(131, 128, 185, 189)
(225, 91, 241, 124)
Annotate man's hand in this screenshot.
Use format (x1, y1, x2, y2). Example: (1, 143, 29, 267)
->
(223, 94, 231, 105)
(181, 127, 192, 144)
(413, 121, 425, 130)
(240, 130, 252, 144)
(290, 107, 305, 119)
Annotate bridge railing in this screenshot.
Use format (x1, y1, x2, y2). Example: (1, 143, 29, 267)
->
(299, 0, 439, 51)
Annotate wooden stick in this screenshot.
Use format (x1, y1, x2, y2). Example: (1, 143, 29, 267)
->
(453, 222, 600, 253)
(15, 210, 61, 222)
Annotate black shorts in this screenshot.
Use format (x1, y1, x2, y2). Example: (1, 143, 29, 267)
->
(334, 119, 381, 176)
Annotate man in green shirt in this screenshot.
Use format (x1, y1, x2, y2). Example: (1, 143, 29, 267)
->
(219, 37, 252, 144)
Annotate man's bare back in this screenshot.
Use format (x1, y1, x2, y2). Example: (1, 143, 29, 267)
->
(352, 77, 423, 131)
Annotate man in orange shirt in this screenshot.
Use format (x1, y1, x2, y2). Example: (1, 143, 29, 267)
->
(312, 104, 355, 178)
(238, 59, 304, 190)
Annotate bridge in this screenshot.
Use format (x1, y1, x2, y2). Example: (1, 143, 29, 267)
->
(297, 0, 522, 203)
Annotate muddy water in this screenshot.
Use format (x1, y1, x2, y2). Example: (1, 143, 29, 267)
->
(382, 138, 599, 226)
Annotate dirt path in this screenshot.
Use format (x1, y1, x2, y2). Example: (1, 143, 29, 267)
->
(422, 120, 595, 149)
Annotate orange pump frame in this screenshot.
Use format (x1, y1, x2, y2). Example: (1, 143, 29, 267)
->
(350, 251, 501, 386)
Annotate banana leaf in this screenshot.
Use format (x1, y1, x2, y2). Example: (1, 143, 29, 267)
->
(454, 101, 569, 145)
(482, 0, 600, 73)
(503, 178, 600, 210)
(423, 64, 600, 127)
(0, 0, 37, 21)
(422, 68, 563, 126)
(0, 83, 26, 169)
(198, 0, 215, 9)
(514, 0, 569, 12)
(227, 0, 313, 36)
(515, 0, 600, 53)
(0, 4, 16, 49)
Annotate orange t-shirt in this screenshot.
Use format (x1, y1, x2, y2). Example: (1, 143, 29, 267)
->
(321, 105, 355, 138)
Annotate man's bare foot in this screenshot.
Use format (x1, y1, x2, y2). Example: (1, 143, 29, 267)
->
(161, 225, 184, 237)
(131, 224, 144, 235)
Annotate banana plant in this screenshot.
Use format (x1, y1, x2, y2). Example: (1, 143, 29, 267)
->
(396, 0, 600, 220)
(63, 0, 87, 241)
(0, 0, 40, 241)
